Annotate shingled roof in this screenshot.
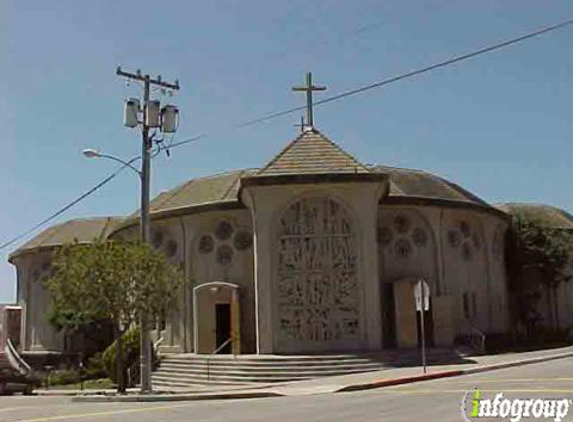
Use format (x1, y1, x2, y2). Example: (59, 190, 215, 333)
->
(113, 169, 257, 232)
(495, 203, 573, 230)
(9, 217, 122, 261)
(255, 128, 370, 176)
(371, 165, 491, 206)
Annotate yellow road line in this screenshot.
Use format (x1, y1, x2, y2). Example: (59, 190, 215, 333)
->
(442, 378, 573, 384)
(6, 402, 197, 422)
(381, 388, 573, 395)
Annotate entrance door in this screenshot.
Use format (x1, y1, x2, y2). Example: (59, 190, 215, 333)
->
(215, 303, 231, 354)
(382, 283, 397, 348)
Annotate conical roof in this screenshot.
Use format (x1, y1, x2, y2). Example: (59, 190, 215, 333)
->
(256, 128, 370, 176)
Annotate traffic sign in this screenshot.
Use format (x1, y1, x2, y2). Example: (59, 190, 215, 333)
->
(414, 279, 430, 311)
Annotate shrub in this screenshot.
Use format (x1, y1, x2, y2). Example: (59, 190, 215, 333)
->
(102, 327, 141, 383)
(48, 368, 80, 386)
(83, 352, 107, 380)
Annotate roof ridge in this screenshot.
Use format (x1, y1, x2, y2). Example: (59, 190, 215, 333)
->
(257, 133, 303, 175)
(257, 128, 369, 176)
(315, 129, 370, 172)
(371, 164, 428, 174)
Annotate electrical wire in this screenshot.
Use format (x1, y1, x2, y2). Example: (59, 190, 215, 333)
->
(238, 18, 573, 127)
(0, 134, 205, 252)
(0, 157, 140, 252)
(2, 18, 572, 251)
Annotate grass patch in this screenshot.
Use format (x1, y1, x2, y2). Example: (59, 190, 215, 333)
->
(53, 378, 115, 390)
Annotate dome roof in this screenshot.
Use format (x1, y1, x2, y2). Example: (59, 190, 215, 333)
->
(12, 130, 508, 254)
(371, 165, 491, 206)
(111, 164, 503, 234)
(9, 217, 122, 261)
(495, 203, 573, 230)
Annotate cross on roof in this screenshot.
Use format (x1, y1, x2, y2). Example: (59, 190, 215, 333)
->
(292, 72, 326, 129)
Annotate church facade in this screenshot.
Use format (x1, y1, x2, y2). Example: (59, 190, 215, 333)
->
(11, 127, 561, 356)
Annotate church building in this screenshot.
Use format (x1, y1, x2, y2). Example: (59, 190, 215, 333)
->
(9, 125, 520, 356)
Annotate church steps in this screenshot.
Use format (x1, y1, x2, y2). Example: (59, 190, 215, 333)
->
(159, 359, 387, 368)
(155, 366, 385, 379)
(163, 357, 385, 366)
(150, 353, 416, 388)
(157, 363, 387, 375)
(151, 377, 251, 388)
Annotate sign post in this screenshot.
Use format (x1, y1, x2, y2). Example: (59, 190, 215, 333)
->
(414, 279, 430, 374)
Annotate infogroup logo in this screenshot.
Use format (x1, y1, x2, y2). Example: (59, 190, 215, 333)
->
(461, 388, 571, 422)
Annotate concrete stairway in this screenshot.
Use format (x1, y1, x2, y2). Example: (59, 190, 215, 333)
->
(151, 349, 464, 389)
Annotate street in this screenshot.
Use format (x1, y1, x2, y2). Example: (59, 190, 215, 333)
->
(1, 358, 573, 422)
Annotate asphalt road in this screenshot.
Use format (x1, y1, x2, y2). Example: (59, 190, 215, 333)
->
(1, 357, 573, 422)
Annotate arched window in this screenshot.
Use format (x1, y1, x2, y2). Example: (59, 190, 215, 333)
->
(276, 197, 360, 342)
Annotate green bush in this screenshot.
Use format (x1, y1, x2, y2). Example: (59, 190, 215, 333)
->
(83, 352, 107, 380)
(102, 327, 141, 383)
(48, 368, 81, 386)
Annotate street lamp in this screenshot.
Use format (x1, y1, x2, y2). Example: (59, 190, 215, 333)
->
(82, 146, 152, 392)
(82, 149, 142, 177)
(82, 66, 180, 394)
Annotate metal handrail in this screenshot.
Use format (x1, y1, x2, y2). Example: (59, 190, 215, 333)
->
(206, 337, 234, 381)
(470, 327, 486, 354)
(5, 338, 30, 376)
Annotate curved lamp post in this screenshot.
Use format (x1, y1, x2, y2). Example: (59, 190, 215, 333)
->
(82, 149, 142, 178)
(82, 147, 152, 393)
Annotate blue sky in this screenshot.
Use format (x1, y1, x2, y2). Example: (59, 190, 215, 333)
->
(1, 0, 573, 303)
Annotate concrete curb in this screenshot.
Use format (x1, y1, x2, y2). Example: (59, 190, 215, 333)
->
(71, 391, 284, 403)
(67, 350, 573, 402)
(460, 351, 573, 376)
(336, 370, 463, 392)
(336, 351, 573, 394)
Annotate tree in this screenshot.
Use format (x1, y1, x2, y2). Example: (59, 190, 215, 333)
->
(45, 240, 184, 393)
(506, 214, 573, 336)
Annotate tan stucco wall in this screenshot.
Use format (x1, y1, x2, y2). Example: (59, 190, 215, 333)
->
(242, 180, 386, 354)
(377, 204, 509, 346)
(116, 209, 256, 354)
(13, 188, 512, 356)
(13, 253, 63, 352)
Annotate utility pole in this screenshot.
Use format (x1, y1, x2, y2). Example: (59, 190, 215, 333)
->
(116, 66, 180, 393)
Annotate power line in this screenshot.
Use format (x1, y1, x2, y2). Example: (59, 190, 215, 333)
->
(0, 133, 207, 253)
(0, 158, 139, 252)
(238, 18, 573, 127)
(2, 18, 572, 251)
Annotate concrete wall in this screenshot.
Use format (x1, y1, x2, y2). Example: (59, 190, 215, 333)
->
(242, 180, 386, 354)
(116, 208, 256, 354)
(12, 253, 63, 353)
(377, 204, 510, 347)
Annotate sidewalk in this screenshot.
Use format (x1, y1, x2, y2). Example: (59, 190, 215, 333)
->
(68, 345, 573, 402)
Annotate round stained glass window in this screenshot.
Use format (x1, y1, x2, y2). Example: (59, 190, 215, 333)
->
(215, 221, 233, 241)
(447, 230, 461, 248)
(234, 230, 253, 251)
(462, 242, 472, 261)
(412, 227, 428, 247)
(216, 245, 234, 266)
(377, 226, 393, 246)
(460, 221, 471, 238)
(394, 238, 412, 258)
(198, 235, 214, 254)
(393, 215, 411, 234)
(151, 230, 164, 248)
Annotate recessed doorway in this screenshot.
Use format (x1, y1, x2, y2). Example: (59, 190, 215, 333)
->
(215, 303, 232, 354)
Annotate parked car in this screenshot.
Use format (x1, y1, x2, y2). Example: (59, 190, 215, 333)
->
(0, 371, 38, 396)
